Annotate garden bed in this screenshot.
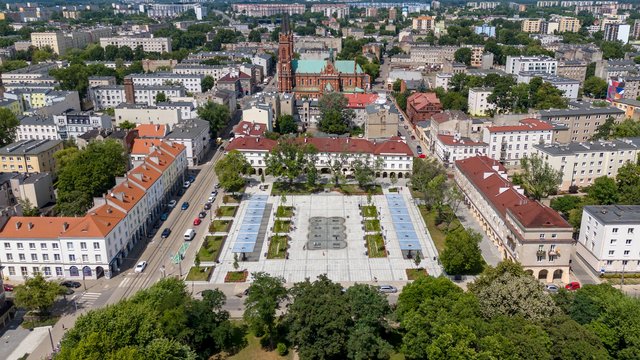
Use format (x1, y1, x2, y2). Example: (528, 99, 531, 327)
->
(209, 220, 232, 233)
(268, 235, 289, 259)
(276, 205, 294, 218)
(330, 184, 382, 195)
(21, 315, 59, 330)
(197, 236, 226, 262)
(364, 219, 381, 232)
(365, 233, 387, 258)
(216, 206, 238, 217)
(273, 220, 291, 233)
(186, 266, 214, 281)
(361, 205, 378, 218)
(406, 268, 428, 280)
(225, 270, 248, 283)
(223, 194, 242, 204)
(418, 206, 462, 254)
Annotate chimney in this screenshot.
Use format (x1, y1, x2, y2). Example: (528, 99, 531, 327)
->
(28, 222, 33, 230)
(124, 78, 135, 104)
(15, 221, 22, 229)
(62, 222, 69, 231)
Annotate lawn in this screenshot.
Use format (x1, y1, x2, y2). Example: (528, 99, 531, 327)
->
(225, 270, 248, 283)
(272, 182, 323, 195)
(273, 220, 291, 233)
(209, 220, 232, 233)
(223, 194, 242, 204)
(198, 236, 226, 262)
(366, 233, 387, 258)
(330, 184, 383, 195)
(361, 205, 378, 218)
(267, 235, 289, 259)
(185, 266, 214, 281)
(418, 206, 463, 254)
(364, 219, 381, 232)
(216, 206, 238, 217)
(406, 268, 428, 280)
(276, 206, 294, 218)
(21, 315, 59, 330)
(228, 333, 293, 360)
(388, 187, 399, 193)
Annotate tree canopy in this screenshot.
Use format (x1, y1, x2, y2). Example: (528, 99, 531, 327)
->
(214, 150, 250, 192)
(0, 108, 20, 146)
(318, 92, 355, 135)
(514, 154, 562, 200)
(197, 101, 230, 138)
(265, 140, 317, 185)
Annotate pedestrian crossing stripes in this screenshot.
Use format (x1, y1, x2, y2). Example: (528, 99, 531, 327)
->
(119, 277, 132, 288)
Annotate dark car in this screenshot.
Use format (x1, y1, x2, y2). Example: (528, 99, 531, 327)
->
(61, 281, 81, 288)
(188, 175, 196, 183)
(199, 211, 207, 219)
(161, 228, 172, 238)
(160, 213, 169, 221)
(181, 202, 189, 210)
(204, 202, 212, 210)
(3, 283, 14, 291)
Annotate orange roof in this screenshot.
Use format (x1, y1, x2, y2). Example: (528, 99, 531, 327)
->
(106, 179, 146, 211)
(408, 92, 441, 111)
(487, 118, 553, 133)
(0, 217, 85, 239)
(127, 162, 162, 190)
(438, 134, 486, 147)
(135, 124, 169, 138)
(233, 121, 267, 137)
(226, 136, 277, 152)
(157, 141, 185, 158)
(131, 139, 163, 155)
(65, 205, 125, 238)
(344, 93, 378, 109)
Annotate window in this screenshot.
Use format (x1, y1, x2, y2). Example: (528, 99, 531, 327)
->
(82, 254, 89, 262)
(95, 255, 102, 262)
(539, 234, 545, 239)
(44, 267, 51, 276)
(43, 254, 49, 261)
(80, 242, 87, 250)
(69, 254, 76, 262)
(52, 243, 59, 249)
(29, 243, 35, 249)
(19, 254, 25, 261)
(93, 242, 100, 250)
(626, 239, 633, 245)
(606, 260, 613, 265)
(17, 243, 23, 249)
(624, 250, 630, 256)
(4, 242, 10, 249)
(611, 239, 617, 244)
(8, 266, 15, 275)
(41, 243, 47, 249)
(20, 267, 28, 276)
(67, 242, 74, 250)
(629, 228, 635, 234)
(609, 250, 615, 255)
(31, 254, 37, 261)
(613, 228, 618, 233)
(54, 254, 60, 261)
(6, 254, 13, 261)
(32, 267, 39, 275)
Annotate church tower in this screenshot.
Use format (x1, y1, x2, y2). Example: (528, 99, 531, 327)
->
(277, 14, 294, 93)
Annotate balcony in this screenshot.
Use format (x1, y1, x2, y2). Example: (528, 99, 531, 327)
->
(536, 250, 546, 258)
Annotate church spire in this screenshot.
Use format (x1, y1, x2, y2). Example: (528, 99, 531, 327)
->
(282, 14, 290, 34)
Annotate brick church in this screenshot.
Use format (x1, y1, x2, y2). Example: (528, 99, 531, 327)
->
(277, 15, 370, 99)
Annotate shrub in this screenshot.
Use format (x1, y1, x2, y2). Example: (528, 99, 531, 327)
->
(569, 185, 579, 194)
(276, 343, 288, 356)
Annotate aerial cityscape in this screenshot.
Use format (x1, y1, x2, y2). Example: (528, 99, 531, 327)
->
(0, 0, 639, 359)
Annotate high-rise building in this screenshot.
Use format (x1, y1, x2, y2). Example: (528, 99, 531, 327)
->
(412, 16, 435, 32)
(521, 19, 543, 33)
(604, 24, 631, 44)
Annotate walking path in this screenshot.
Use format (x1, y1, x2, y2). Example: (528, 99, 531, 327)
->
(455, 203, 502, 267)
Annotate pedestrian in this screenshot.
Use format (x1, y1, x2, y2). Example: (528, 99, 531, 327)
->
(62, 324, 65, 330)
(322, 251, 325, 256)
(374, 276, 378, 283)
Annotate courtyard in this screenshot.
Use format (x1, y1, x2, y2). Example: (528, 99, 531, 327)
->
(209, 185, 442, 283)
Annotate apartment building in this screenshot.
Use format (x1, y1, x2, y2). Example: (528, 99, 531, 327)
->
(474, 24, 496, 37)
(4, 89, 81, 115)
(310, 4, 349, 18)
(0, 141, 187, 281)
(610, 99, 640, 120)
(126, 73, 203, 94)
(412, 16, 435, 32)
(52, 110, 113, 140)
(410, 45, 457, 66)
(455, 156, 573, 283)
(434, 134, 487, 166)
(146, 4, 207, 20)
(164, 119, 211, 166)
(0, 139, 63, 174)
(595, 59, 639, 80)
(522, 19, 543, 33)
(8, 172, 56, 208)
(364, 103, 400, 140)
(226, 136, 414, 178)
(604, 23, 631, 44)
(467, 87, 495, 117)
(557, 16, 581, 33)
(406, 93, 443, 124)
(1, 63, 59, 86)
(557, 60, 588, 82)
(577, 205, 640, 275)
(89, 85, 185, 109)
(16, 116, 60, 141)
(231, 3, 306, 16)
(505, 56, 558, 75)
(517, 73, 580, 100)
(483, 118, 554, 166)
(99, 37, 172, 53)
(538, 101, 626, 143)
(534, 138, 640, 191)
(555, 45, 603, 63)
(30, 28, 112, 55)
(0, 99, 23, 117)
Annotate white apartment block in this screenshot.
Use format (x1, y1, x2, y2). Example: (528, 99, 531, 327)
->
(517, 73, 580, 100)
(1, 63, 59, 86)
(0, 141, 187, 281)
(434, 134, 487, 167)
(99, 37, 172, 53)
(165, 119, 211, 167)
(16, 116, 60, 141)
(146, 4, 207, 20)
(226, 137, 414, 178)
(534, 138, 640, 191)
(127, 73, 203, 94)
(52, 110, 113, 140)
(483, 119, 554, 166)
(89, 85, 185, 109)
(467, 87, 495, 116)
(157, 101, 195, 120)
(114, 104, 182, 126)
(578, 205, 640, 275)
(505, 56, 558, 75)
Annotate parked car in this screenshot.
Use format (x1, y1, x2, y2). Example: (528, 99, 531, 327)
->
(168, 200, 177, 209)
(193, 218, 202, 226)
(61, 281, 81, 288)
(135, 261, 147, 273)
(214, 183, 221, 189)
(160, 213, 169, 221)
(416, 145, 423, 154)
(198, 211, 207, 219)
(181, 202, 189, 210)
(188, 175, 195, 183)
(377, 285, 398, 293)
(161, 228, 171, 238)
(565, 282, 581, 291)
(204, 202, 212, 210)
(545, 284, 560, 293)
(3, 283, 14, 291)
(208, 194, 216, 202)
(183, 181, 191, 189)
(64, 288, 75, 295)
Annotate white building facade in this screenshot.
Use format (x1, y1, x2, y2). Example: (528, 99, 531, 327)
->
(483, 119, 554, 166)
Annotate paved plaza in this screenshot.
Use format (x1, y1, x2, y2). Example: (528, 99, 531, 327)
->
(210, 186, 442, 283)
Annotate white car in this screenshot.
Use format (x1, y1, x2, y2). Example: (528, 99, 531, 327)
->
(183, 181, 191, 189)
(208, 194, 216, 202)
(134, 261, 147, 273)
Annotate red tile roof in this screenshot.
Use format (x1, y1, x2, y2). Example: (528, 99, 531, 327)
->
(437, 135, 486, 147)
(455, 156, 569, 229)
(135, 124, 169, 138)
(226, 136, 413, 156)
(226, 136, 277, 152)
(407, 92, 441, 111)
(131, 139, 163, 155)
(218, 71, 251, 82)
(233, 121, 267, 137)
(487, 118, 553, 133)
(344, 93, 378, 109)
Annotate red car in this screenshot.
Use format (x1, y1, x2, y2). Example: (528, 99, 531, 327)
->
(565, 282, 581, 291)
(193, 218, 202, 226)
(3, 283, 14, 291)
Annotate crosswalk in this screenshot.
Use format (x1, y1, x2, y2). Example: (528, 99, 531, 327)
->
(119, 276, 133, 288)
(73, 292, 101, 309)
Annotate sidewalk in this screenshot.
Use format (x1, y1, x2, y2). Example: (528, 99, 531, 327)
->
(455, 204, 502, 267)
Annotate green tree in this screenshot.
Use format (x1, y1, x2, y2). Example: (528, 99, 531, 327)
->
(318, 92, 354, 135)
(13, 274, 65, 317)
(275, 114, 297, 134)
(265, 140, 316, 185)
(550, 195, 583, 217)
(119, 120, 137, 130)
(197, 101, 230, 138)
(352, 156, 382, 189)
(616, 158, 640, 205)
(612, 119, 640, 138)
(396, 275, 463, 319)
(201, 75, 215, 92)
(243, 272, 288, 345)
(215, 150, 250, 192)
(410, 158, 448, 210)
(583, 76, 608, 99)
(586, 176, 619, 205)
(248, 29, 262, 42)
(440, 229, 485, 275)
(546, 317, 611, 359)
(592, 116, 616, 140)
(155, 92, 167, 103)
(392, 79, 402, 92)
(454, 47, 472, 66)
(18, 198, 39, 216)
(0, 108, 20, 146)
(517, 154, 562, 200)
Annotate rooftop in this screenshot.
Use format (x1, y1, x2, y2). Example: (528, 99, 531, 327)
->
(584, 205, 640, 225)
(487, 118, 554, 133)
(534, 138, 640, 155)
(165, 119, 210, 139)
(0, 139, 62, 155)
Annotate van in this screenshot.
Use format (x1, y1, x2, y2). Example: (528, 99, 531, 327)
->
(183, 229, 196, 241)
